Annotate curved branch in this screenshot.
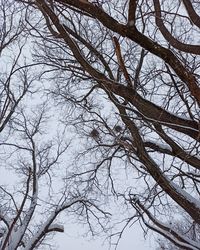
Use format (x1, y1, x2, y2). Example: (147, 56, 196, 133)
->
(154, 124, 200, 170)
(131, 200, 200, 250)
(111, 97, 200, 224)
(182, 0, 200, 29)
(153, 0, 200, 55)
(35, 0, 200, 142)
(54, 0, 200, 105)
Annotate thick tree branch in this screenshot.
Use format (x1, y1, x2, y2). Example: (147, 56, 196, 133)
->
(54, 0, 200, 106)
(153, 0, 200, 55)
(182, 0, 200, 29)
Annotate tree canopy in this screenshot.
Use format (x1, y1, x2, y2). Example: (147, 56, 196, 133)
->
(1, 0, 200, 249)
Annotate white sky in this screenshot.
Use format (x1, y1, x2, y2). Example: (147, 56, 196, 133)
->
(0, 149, 155, 250)
(54, 223, 154, 250)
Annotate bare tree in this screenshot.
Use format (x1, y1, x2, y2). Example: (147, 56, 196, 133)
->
(0, 104, 109, 249)
(0, 1, 109, 249)
(156, 212, 200, 250)
(4, 0, 200, 249)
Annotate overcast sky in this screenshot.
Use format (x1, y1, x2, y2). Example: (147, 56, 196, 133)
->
(1, 152, 155, 250)
(54, 222, 154, 250)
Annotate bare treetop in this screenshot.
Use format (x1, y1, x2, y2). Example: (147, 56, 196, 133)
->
(1, 0, 200, 249)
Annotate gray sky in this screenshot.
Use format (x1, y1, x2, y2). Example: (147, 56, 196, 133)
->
(1, 152, 155, 250)
(54, 222, 154, 250)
